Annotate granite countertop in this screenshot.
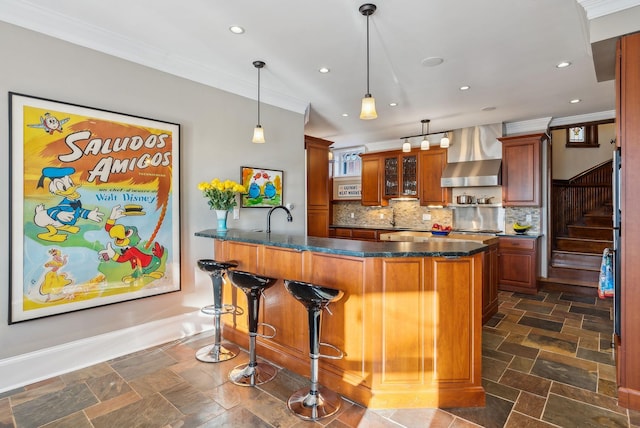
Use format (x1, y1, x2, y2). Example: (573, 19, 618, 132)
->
(195, 229, 488, 258)
(379, 231, 499, 245)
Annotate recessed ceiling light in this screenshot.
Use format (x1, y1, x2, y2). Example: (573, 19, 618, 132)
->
(319, 67, 330, 73)
(229, 26, 245, 34)
(570, 98, 581, 104)
(482, 106, 496, 111)
(421, 57, 444, 67)
(459, 85, 470, 91)
(342, 113, 349, 117)
(389, 102, 398, 107)
(556, 61, 571, 68)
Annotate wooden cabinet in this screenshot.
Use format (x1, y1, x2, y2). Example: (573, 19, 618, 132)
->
(419, 147, 451, 206)
(360, 153, 387, 206)
(499, 133, 544, 207)
(383, 151, 418, 198)
(482, 242, 499, 324)
(497, 236, 539, 294)
(305, 135, 332, 237)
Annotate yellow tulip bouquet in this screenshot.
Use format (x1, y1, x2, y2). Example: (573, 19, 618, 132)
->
(198, 178, 246, 210)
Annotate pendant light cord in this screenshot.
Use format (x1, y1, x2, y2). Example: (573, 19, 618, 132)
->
(257, 66, 261, 126)
(366, 13, 370, 96)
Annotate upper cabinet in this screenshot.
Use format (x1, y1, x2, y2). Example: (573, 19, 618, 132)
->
(360, 153, 387, 206)
(383, 151, 418, 198)
(499, 133, 545, 207)
(419, 147, 451, 206)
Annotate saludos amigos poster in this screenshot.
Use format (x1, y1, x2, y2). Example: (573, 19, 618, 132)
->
(10, 93, 181, 323)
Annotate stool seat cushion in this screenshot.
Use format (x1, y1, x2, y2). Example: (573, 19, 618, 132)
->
(284, 280, 344, 309)
(198, 259, 238, 273)
(227, 270, 277, 292)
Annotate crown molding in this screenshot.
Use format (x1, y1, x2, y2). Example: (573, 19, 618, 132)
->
(0, 0, 309, 114)
(504, 117, 553, 135)
(549, 110, 615, 126)
(576, 0, 640, 20)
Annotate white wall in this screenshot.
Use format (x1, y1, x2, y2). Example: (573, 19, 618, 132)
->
(551, 123, 615, 179)
(0, 21, 305, 389)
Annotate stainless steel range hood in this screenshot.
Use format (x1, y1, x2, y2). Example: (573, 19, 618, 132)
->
(441, 159, 502, 187)
(440, 123, 503, 187)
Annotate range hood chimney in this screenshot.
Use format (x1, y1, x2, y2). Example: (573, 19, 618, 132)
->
(440, 123, 503, 187)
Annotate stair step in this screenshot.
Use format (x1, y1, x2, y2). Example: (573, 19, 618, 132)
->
(556, 237, 612, 254)
(547, 266, 599, 284)
(539, 276, 598, 290)
(567, 225, 613, 240)
(551, 250, 602, 271)
(584, 213, 613, 227)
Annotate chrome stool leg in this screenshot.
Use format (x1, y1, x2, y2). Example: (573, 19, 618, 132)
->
(227, 270, 279, 386)
(196, 260, 239, 363)
(284, 279, 344, 421)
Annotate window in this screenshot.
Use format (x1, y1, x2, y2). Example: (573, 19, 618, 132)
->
(565, 124, 599, 147)
(331, 147, 365, 177)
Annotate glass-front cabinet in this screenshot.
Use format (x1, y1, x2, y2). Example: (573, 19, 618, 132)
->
(384, 152, 418, 198)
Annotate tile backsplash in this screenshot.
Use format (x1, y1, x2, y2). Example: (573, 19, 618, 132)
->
(332, 200, 541, 233)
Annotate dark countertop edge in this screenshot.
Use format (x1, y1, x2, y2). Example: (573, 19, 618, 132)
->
(497, 233, 543, 238)
(195, 229, 488, 258)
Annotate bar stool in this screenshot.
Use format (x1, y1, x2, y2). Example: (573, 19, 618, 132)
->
(226, 269, 279, 386)
(196, 259, 240, 363)
(284, 279, 344, 421)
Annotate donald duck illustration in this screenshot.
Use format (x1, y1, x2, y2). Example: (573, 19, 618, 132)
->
(34, 166, 104, 242)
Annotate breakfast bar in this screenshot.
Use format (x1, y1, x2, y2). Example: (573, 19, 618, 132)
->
(195, 229, 488, 409)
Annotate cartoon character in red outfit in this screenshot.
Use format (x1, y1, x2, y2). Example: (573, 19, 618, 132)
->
(98, 205, 164, 284)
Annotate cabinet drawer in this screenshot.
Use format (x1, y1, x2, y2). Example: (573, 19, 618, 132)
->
(334, 228, 353, 238)
(499, 237, 535, 251)
(352, 229, 377, 240)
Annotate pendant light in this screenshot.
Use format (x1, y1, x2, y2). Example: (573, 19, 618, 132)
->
(440, 131, 450, 148)
(252, 60, 266, 144)
(359, 4, 377, 120)
(402, 138, 411, 152)
(421, 119, 431, 150)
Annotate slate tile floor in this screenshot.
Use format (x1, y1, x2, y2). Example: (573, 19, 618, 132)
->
(2, 290, 640, 427)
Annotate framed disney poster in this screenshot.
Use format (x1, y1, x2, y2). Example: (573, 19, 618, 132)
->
(240, 166, 283, 208)
(9, 92, 181, 323)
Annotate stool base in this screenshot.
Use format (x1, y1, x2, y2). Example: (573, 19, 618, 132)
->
(287, 386, 342, 421)
(229, 361, 278, 386)
(195, 343, 239, 363)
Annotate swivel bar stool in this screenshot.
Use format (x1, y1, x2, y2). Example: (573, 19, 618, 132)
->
(227, 269, 279, 386)
(284, 279, 344, 421)
(196, 259, 239, 363)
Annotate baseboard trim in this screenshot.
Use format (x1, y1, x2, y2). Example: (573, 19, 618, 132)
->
(0, 310, 212, 394)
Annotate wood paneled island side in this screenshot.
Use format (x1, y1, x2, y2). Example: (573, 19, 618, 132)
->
(195, 229, 487, 409)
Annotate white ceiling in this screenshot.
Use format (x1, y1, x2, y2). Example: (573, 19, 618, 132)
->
(1, 0, 638, 148)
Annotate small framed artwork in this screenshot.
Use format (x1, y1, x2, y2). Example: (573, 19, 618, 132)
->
(9, 92, 181, 323)
(240, 166, 283, 208)
(566, 124, 599, 147)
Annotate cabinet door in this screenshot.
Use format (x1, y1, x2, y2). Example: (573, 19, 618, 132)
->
(401, 154, 418, 196)
(499, 134, 543, 207)
(384, 155, 399, 197)
(305, 135, 332, 237)
(419, 148, 451, 206)
(361, 154, 386, 206)
(497, 237, 538, 294)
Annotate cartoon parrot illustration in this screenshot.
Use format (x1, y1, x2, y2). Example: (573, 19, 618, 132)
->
(99, 205, 165, 284)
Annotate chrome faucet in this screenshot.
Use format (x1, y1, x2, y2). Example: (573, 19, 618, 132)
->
(266, 205, 293, 233)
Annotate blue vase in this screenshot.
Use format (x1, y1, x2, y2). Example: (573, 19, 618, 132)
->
(215, 209, 229, 232)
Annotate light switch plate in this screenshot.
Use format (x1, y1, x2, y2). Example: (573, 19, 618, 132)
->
(423, 213, 431, 221)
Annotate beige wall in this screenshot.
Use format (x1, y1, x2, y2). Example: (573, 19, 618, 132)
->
(551, 123, 615, 179)
(0, 22, 305, 361)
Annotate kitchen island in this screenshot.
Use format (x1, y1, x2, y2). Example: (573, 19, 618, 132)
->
(195, 229, 487, 409)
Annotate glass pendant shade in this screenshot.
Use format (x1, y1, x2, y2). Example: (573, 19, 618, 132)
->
(360, 94, 378, 120)
(252, 125, 265, 144)
(421, 136, 430, 150)
(440, 133, 450, 148)
(402, 138, 411, 152)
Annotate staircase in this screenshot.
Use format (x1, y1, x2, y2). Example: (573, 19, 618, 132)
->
(547, 204, 613, 287)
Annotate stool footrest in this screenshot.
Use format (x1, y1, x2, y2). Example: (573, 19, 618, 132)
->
(200, 303, 237, 316)
(316, 342, 344, 360)
(256, 322, 277, 339)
